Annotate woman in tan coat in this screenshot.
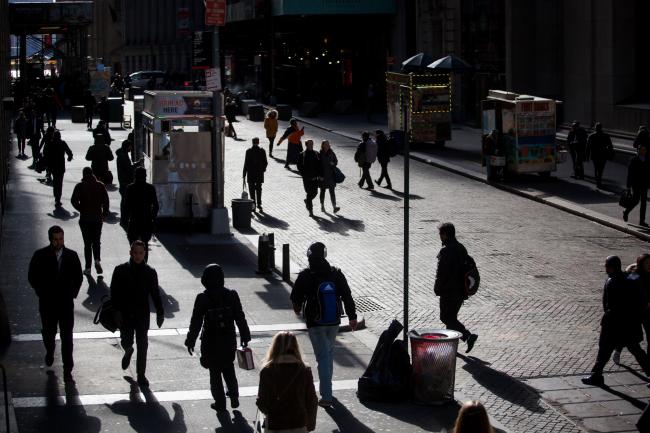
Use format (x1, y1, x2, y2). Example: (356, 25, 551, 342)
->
(264, 110, 279, 157)
(256, 331, 318, 433)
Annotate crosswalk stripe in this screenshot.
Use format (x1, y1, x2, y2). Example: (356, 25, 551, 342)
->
(12, 379, 359, 408)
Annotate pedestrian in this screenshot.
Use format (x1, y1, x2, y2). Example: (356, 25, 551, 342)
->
(27, 109, 45, 168)
(567, 121, 588, 179)
(124, 167, 159, 262)
(319, 140, 340, 213)
(116, 140, 137, 225)
(44, 130, 73, 207)
(224, 98, 238, 139)
(633, 126, 649, 150)
(71, 167, 109, 276)
(277, 118, 304, 169)
(84, 90, 96, 130)
(243, 137, 268, 212)
(256, 331, 318, 432)
(39, 126, 55, 181)
(264, 109, 279, 157)
(355, 131, 377, 190)
(297, 140, 322, 217)
(185, 264, 251, 413)
(14, 110, 27, 158)
(45, 86, 58, 128)
(434, 223, 478, 352)
(97, 96, 110, 129)
(290, 242, 357, 407)
(110, 240, 164, 388)
(93, 120, 113, 143)
(582, 256, 650, 386)
(374, 130, 392, 189)
(85, 134, 115, 185)
(28, 225, 83, 382)
(586, 122, 614, 188)
(453, 400, 494, 433)
(623, 144, 649, 226)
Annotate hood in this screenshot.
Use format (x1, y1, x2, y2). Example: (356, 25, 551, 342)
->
(308, 257, 331, 274)
(201, 264, 224, 290)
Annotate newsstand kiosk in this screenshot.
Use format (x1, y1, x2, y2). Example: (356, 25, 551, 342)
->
(142, 90, 222, 222)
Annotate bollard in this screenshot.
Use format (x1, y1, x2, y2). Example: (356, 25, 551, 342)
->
(282, 244, 290, 282)
(268, 233, 275, 270)
(257, 233, 271, 274)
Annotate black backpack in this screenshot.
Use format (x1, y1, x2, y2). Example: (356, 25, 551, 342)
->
(204, 291, 235, 333)
(463, 255, 480, 298)
(354, 142, 366, 163)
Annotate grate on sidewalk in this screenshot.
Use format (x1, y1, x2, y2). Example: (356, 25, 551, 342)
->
(354, 296, 386, 313)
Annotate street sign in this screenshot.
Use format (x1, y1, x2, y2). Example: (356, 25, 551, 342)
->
(205, 68, 221, 91)
(192, 31, 213, 70)
(205, 0, 226, 26)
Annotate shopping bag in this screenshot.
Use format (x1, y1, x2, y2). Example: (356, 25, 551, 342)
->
(93, 296, 121, 333)
(619, 189, 635, 209)
(241, 179, 249, 200)
(254, 409, 266, 433)
(334, 166, 346, 184)
(236, 346, 255, 370)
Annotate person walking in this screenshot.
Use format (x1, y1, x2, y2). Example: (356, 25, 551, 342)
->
(355, 131, 377, 190)
(39, 126, 55, 181)
(124, 167, 159, 262)
(582, 255, 650, 386)
(374, 130, 392, 189)
(84, 90, 96, 130)
(623, 144, 649, 226)
(14, 111, 27, 158)
(257, 331, 318, 432)
(567, 121, 588, 179)
(434, 223, 478, 352)
(185, 264, 251, 413)
(97, 97, 110, 129)
(110, 240, 164, 388)
(71, 167, 110, 276)
(586, 122, 614, 189)
(278, 118, 304, 169)
(290, 242, 357, 407)
(93, 120, 113, 143)
(116, 140, 137, 225)
(297, 140, 322, 217)
(243, 137, 268, 212)
(27, 109, 45, 167)
(264, 109, 279, 157)
(28, 225, 83, 382)
(224, 98, 238, 139)
(453, 401, 495, 433)
(319, 140, 340, 213)
(44, 130, 73, 207)
(86, 134, 115, 185)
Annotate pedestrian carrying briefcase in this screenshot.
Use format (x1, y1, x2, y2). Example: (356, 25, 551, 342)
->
(236, 346, 255, 370)
(93, 295, 121, 333)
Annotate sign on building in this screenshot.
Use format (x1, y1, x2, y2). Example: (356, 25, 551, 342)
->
(192, 31, 213, 70)
(205, 0, 226, 26)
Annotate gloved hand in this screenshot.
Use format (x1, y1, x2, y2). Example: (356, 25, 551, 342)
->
(156, 312, 164, 328)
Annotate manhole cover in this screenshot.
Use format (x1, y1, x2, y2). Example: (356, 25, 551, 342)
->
(355, 296, 386, 313)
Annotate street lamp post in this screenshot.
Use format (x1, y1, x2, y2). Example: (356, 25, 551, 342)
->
(401, 85, 410, 343)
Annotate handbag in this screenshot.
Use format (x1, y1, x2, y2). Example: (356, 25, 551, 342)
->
(237, 346, 255, 370)
(619, 189, 635, 209)
(93, 295, 121, 333)
(254, 409, 266, 433)
(334, 166, 345, 184)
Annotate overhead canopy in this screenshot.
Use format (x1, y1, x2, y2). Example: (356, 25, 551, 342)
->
(427, 55, 472, 72)
(9, 1, 93, 34)
(401, 53, 434, 73)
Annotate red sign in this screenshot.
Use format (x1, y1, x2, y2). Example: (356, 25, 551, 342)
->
(205, 0, 226, 26)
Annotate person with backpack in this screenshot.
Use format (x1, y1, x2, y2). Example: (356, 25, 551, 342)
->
(185, 264, 251, 413)
(297, 140, 322, 217)
(355, 131, 377, 190)
(374, 130, 393, 189)
(290, 242, 357, 407)
(86, 135, 115, 185)
(434, 223, 479, 353)
(243, 137, 268, 212)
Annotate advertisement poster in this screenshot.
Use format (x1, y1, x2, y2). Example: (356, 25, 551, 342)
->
(515, 100, 556, 165)
(150, 95, 213, 116)
(205, 68, 221, 91)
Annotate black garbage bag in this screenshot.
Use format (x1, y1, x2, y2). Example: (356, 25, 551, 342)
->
(357, 319, 412, 402)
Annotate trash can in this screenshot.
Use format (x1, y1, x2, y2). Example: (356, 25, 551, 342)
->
(409, 329, 462, 404)
(248, 104, 264, 122)
(231, 198, 254, 229)
(276, 104, 292, 121)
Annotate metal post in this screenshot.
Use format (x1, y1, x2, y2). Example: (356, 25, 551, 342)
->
(282, 244, 290, 282)
(401, 85, 410, 343)
(211, 26, 229, 233)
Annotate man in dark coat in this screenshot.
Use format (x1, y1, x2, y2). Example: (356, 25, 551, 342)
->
(14, 110, 27, 158)
(86, 136, 115, 185)
(242, 137, 268, 212)
(582, 256, 650, 386)
(375, 130, 392, 189)
(290, 242, 357, 407)
(185, 264, 251, 413)
(355, 131, 377, 190)
(26, 109, 45, 167)
(124, 167, 159, 262)
(28, 225, 83, 382)
(84, 90, 96, 130)
(434, 223, 478, 352)
(71, 167, 110, 276)
(92, 120, 112, 143)
(624, 144, 650, 226)
(116, 140, 137, 225)
(586, 122, 614, 188)
(44, 130, 73, 207)
(297, 140, 322, 217)
(110, 240, 164, 387)
(567, 121, 588, 179)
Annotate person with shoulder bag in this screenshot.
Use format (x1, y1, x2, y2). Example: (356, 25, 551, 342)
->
(185, 264, 251, 413)
(256, 332, 318, 433)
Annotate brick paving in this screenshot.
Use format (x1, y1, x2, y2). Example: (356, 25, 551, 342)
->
(225, 116, 650, 432)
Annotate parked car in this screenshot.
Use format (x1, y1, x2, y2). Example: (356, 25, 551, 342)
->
(126, 71, 165, 89)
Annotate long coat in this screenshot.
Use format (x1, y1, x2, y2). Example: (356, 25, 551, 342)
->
(110, 260, 163, 321)
(434, 238, 468, 299)
(44, 138, 73, 174)
(319, 149, 338, 189)
(627, 156, 650, 189)
(28, 246, 83, 303)
(601, 271, 645, 345)
(243, 145, 268, 183)
(586, 131, 614, 162)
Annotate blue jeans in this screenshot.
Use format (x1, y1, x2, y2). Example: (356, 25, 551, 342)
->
(308, 325, 338, 400)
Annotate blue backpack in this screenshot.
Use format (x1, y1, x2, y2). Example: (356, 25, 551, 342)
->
(314, 279, 340, 326)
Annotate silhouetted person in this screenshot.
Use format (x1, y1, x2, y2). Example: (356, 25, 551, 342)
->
(297, 140, 322, 217)
(624, 144, 650, 226)
(567, 121, 588, 179)
(14, 110, 27, 157)
(633, 126, 650, 150)
(97, 97, 110, 129)
(586, 122, 614, 188)
(28, 226, 82, 382)
(86, 135, 114, 185)
(224, 98, 238, 139)
(116, 140, 137, 225)
(84, 90, 96, 130)
(44, 130, 73, 207)
(243, 137, 268, 212)
(319, 140, 340, 213)
(356, 131, 377, 190)
(278, 118, 304, 169)
(92, 120, 112, 142)
(185, 264, 251, 413)
(27, 109, 45, 167)
(110, 240, 164, 388)
(375, 130, 393, 188)
(124, 167, 159, 262)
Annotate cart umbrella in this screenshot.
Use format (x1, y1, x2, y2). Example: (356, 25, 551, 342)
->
(401, 52, 434, 73)
(427, 55, 472, 72)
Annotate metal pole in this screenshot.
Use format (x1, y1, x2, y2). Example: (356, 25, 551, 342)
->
(210, 25, 228, 233)
(401, 85, 410, 343)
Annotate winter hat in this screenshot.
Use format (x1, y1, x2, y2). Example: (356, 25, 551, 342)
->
(307, 242, 327, 259)
(201, 264, 224, 289)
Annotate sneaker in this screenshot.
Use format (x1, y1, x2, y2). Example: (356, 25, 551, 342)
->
(122, 346, 134, 370)
(230, 396, 240, 409)
(613, 349, 621, 365)
(45, 350, 54, 367)
(333, 206, 340, 213)
(95, 261, 103, 275)
(136, 374, 149, 388)
(83, 268, 91, 276)
(466, 334, 478, 353)
(318, 399, 333, 408)
(581, 374, 604, 386)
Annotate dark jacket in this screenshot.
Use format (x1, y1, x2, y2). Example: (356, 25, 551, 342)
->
(257, 360, 318, 431)
(601, 271, 645, 344)
(84, 94, 96, 111)
(93, 125, 112, 142)
(586, 131, 614, 162)
(28, 246, 82, 302)
(243, 145, 268, 183)
(71, 175, 109, 221)
(44, 138, 73, 174)
(98, 99, 109, 122)
(627, 156, 649, 189)
(376, 134, 391, 164)
(291, 258, 357, 328)
(26, 115, 44, 141)
(14, 116, 27, 138)
(434, 238, 468, 298)
(633, 130, 650, 150)
(110, 260, 163, 319)
(85, 143, 114, 176)
(125, 180, 159, 225)
(319, 149, 338, 188)
(567, 127, 588, 154)
(224, 102, 237, 123)
(297, 149, 321, 181)
(116, 147, 135, 187)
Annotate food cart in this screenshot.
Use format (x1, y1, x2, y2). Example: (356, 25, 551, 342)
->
(142, 90, 220, 220)
(481, 90, 561, 176)
(386, 72, 452, 145)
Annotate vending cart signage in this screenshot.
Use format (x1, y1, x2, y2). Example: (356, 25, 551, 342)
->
(515, 100, 556, 166)
(148, 95, 213, 116)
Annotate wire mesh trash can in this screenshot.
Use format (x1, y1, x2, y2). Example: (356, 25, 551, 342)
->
(409, 329, 462, 404)
(231, 198, 254, 229)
